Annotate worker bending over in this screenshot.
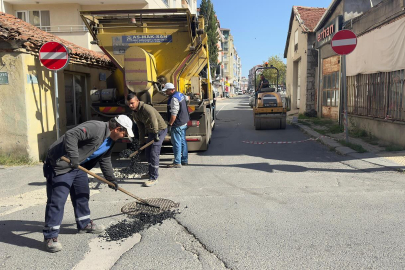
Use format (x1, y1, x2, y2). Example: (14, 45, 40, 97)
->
(126, 93, 168, 187)
(43, 115, 134, 253)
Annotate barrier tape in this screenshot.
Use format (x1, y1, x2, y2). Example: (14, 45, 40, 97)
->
(242, 136, 329, 145)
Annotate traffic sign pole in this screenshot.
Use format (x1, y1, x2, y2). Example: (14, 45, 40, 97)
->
(39, 42, 69, 139)
(54, 70, 60, 139)
(342, 55, 349, 143)
(331, 30, 357, 144)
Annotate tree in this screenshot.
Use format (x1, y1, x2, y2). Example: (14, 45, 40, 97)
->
(199, 0, 219, 78)
(256, 55, 287, 88)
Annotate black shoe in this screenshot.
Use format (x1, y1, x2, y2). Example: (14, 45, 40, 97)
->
(181, 162, 188, 166)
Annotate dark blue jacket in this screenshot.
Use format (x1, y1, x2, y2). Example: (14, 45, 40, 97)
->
(46, 121, 116, 181)
(167, 92, 190, 127)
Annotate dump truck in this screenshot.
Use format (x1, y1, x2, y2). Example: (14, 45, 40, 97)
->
(253, 65, 287, 130)
(80, 9, 214, 151)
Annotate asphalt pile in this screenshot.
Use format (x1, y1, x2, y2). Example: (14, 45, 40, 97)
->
(102, 210, 178, 241)
(114, 139, 148, 178)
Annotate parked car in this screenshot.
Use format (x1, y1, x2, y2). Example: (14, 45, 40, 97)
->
(238, 90, 244, 95)
(249, 94, 255, 108)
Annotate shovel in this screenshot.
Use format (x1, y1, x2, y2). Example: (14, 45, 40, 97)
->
(118, 140, 154, 160)
(60, 156, 159, 209)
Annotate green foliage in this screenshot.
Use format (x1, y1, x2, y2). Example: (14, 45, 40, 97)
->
(255, 55, 287, 88)
(0, 154, 37, 166)
(385, 145, 405, 152)
(329, 124, 344, 134)
(199, 0, 219, 78)
(338, 140, 368, 153)
(298, 114, 310, 119)
(349, 128, 379, 145)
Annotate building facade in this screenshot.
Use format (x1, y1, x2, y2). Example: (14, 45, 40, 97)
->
(220, 28, 239, 96)
(345, 0, 405, 146)
(0, 12, 113, 161)
(1, 0, 197, 52)
(314, 0, 383, 120)
(284, 6, 326, 113)
(248, 64, 262, 91)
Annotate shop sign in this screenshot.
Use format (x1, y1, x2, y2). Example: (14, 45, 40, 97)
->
(315, 16, 343, 49)
(0, 72, 8, 85)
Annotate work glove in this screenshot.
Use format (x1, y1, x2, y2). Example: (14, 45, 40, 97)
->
(167, 125, 172, 135)
(109, 180, 119, 191)
(69, 157, 79, 169)
(154, 133, 160, 142)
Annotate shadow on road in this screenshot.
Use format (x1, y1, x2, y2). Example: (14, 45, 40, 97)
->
(189, 162, 397, 174)
(0, 220, 77, 250)
(0, 211, 127, 251)
(199, 98, 403, 173)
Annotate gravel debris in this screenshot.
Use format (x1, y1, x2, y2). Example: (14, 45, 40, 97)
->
(102, 210, 178, 241)
(114, 139, 149, 179)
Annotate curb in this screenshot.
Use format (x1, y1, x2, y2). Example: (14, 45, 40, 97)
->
(291, 121, 405, 171)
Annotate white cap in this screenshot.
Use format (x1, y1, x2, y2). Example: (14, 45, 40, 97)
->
(162, 82, 175, 91)
(115, 115, 134, 138)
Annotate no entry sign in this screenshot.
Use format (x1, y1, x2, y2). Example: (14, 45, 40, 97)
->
(39, 42, 69, 70)
(331, 30, 357, 55)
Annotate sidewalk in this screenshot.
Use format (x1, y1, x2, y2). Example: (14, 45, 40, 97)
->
(287, 111, 405, 171)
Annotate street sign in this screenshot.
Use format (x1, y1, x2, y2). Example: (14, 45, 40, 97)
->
(39, 42, 69, 71)
(331, 30, 357, 55)
(39, 42, 70, 139)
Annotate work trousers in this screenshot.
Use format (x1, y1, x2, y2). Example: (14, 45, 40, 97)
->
(171, 125, 188, 165)
(145, 128, 168, 180)
(43, 162, 91, 239)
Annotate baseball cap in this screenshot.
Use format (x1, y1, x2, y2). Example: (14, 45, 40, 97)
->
(115, 115, 134, 138)
(162, 82, 175, 91)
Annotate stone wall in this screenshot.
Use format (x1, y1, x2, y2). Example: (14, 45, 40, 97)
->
(306, 48, 318, 112)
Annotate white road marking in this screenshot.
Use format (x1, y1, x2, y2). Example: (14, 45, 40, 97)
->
(216, 104, 228, 117)
(72, 234, 141, 270)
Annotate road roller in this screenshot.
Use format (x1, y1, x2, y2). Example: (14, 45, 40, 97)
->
(253, 64, 287, 130)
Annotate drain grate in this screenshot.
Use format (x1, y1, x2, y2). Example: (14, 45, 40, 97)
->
(121, 198, 180, 215)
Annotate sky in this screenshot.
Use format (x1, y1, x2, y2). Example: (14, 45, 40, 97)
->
(197, 0, 332, 77)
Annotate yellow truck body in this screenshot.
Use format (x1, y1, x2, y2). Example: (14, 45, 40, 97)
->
(81, 9, 215, 151)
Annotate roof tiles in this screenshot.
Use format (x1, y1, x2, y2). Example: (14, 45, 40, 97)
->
(293, 6, 327, 32)
(0, 12, 112, 67)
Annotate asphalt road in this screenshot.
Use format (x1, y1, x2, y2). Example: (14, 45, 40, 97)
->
(1, 95, 405, 269)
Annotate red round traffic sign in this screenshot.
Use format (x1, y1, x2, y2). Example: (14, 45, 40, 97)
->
(39, 42, 70, 71)
(331, 30, 357, 55)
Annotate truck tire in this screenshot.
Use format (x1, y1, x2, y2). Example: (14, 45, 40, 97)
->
(281, 116, 287, 129)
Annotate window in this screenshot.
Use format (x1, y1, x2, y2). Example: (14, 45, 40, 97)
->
(16, 10, 50, 31)
(224, 64, 228, 72)
(322, 71, 340, 107)
(16, 11, 27, 21)
(294, 29, 298, 51)
(223, 41, 229, 51)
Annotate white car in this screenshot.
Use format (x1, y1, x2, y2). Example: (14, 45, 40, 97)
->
(249, 94, 255, 108)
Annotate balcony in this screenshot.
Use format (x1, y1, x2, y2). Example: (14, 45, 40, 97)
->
(38, 25, 88, 33)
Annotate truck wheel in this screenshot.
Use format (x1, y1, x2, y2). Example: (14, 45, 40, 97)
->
(281, 116, 286, 129)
